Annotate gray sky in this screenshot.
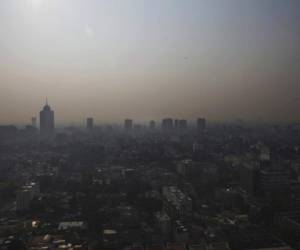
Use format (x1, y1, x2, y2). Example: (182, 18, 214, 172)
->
(0, 0, 299, 125)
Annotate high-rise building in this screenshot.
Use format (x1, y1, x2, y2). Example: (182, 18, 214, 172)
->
(197, 118, 206, 131)
(124, 119, 133, 131)
(149, 120, 156, 130)
(39, 100, 55, 137)
(162, 118, 173, 131)
(178, 119, 188, 130)
(86, 117, 94, 131)
(31, 117, 37, 128)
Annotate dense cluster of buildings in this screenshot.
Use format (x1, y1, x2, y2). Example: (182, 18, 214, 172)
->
(0, 103, 300, 250)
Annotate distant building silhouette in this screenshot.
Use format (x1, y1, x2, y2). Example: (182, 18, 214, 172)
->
(178, 119, 188, 130)
(31, 117, 37, 128)
(149, 120, 156, 130)
(39, 100, 55, 137)
(197, 118, 206, 131)
(86, 117, 94, 131)
(162, 118, 173, 130)
(124, 119, 133, 131)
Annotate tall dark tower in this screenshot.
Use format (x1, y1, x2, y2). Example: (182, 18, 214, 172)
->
(31, 117, 37, 128)
(86, 117, 94, 131)
(161, 118, 173, 131)
(39, 99, 55, 137)
(124, 119, 133, 131)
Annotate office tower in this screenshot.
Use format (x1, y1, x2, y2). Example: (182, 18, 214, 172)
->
(124, 119, 133, 131)
(149, 120, 156, 130)
(178, 119, 188, 130)
(86, 117, 94, 131)
(39, 100, 55, 137)
(31, 117, 37, 128)
(162, 118, 173, 130)
(197, 118, 206, 131)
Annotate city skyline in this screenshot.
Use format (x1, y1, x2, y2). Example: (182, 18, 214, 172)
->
(0, 0, 300, 124)
(0, 99, 298, 127)
(1, 2, 300, 249)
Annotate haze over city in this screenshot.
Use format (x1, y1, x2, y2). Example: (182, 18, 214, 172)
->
(2, 1, 300, 250)
(0, 0, 299, 124)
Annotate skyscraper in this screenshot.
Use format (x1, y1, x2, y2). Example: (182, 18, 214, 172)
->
(39, 100, 55, 137)
(86, 117, 94, 131)
(162, 118, 173, 131)
(31, 117, 37, 128)
(124, 119, 133, 131)
(149, 120, 156, 130)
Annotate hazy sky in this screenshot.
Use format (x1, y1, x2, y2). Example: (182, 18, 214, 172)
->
(0, 0, 299, 125)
